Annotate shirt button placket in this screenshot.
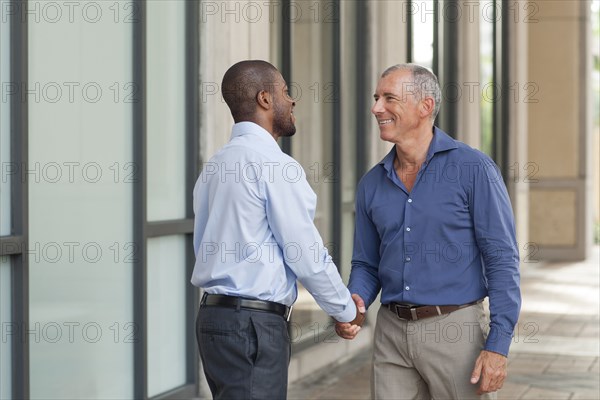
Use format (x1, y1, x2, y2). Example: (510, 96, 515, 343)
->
(404, 197, 413, 297)
(404, 198, 413, 295)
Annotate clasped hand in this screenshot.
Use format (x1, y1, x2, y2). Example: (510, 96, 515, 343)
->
(334, 294, 366, 340)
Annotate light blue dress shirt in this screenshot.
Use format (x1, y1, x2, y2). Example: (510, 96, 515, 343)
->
(191, 122, 356, 323)
(349, 127, 521, 356)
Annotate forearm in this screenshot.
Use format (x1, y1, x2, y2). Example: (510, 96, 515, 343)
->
(297, 264, 357, 322)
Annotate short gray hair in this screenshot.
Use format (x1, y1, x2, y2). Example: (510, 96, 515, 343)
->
(381, 64, 441, 122)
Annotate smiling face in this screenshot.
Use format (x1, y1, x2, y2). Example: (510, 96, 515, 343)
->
(272, 73, 296, 138)
(371, 69, 428, 143)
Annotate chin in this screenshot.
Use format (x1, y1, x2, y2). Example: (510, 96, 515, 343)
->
(276, 127, 296, 138)
(379, 130, 395, 143)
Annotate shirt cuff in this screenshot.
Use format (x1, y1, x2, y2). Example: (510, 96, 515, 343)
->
(347, 286, 373, 310)
(332, 297, 358, 323)
(484, 326, 513, 357)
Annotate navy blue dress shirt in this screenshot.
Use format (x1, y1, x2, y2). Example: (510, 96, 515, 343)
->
(348, 127, 521, 356)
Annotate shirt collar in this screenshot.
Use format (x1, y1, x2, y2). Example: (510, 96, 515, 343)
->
(379, 126, 458, 172)
(230, 121, 281, 152)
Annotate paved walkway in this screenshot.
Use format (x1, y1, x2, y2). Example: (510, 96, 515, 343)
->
(288, 247, 600, 400)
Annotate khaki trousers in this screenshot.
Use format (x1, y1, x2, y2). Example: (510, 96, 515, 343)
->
(372, 302, 497, 400)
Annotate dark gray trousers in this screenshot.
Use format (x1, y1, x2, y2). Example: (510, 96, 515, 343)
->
(196, 305, 291, 400)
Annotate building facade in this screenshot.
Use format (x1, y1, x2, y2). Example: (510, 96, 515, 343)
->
(0, 0, 597, 398)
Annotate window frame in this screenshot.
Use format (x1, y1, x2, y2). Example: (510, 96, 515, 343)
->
(132, 1, 201, 398)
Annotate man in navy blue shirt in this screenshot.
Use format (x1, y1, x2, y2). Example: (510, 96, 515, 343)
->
(336, 64, 521, 399)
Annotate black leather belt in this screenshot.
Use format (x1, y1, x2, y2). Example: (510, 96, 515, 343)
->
(385, 299, 483, 321)
(201, 293, 293, 321)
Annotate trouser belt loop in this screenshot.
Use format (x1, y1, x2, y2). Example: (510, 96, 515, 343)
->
(235, 297, 241, 312)
(410, 308, 418, 320)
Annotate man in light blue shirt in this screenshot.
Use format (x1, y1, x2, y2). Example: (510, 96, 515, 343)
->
(191, 60, 364, 399)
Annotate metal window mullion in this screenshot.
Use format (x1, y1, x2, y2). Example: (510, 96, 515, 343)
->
(499, 0, 510, 182)
(406, 0, 413, 62)
(133, 0, 148, 397)
(332, 0, 341, 268)
(184, 0, 200, 393)
(432, 0, 440, 78)
(10, 4, 29, 398)
(439, 0, 459, 137)
(0, 236, 25, 256)
(355, 0, 369, 182)
(280, 0, 292, 155)
(146, 219, 193, 238)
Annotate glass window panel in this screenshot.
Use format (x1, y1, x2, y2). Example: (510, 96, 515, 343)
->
(412, 0, 435, 69)
(289, 1, 336, 344)
(28, 6, 134, 398)
(0, 256, 11, 399)
(147, 235, 187, 397)
(1, 9, 10, 236)
(480, 0, 495, 156)
(147, 0, 186, 221)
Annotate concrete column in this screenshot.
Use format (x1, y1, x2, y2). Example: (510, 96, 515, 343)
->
(368, 0, 409, 164)
(506, 0, 531, 261)
(199, 0, 274, 161)
(527, 0, 591, 260)
(454, 0, 482, 148)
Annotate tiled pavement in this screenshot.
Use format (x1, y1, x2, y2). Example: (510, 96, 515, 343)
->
(288, 247, 600, 400)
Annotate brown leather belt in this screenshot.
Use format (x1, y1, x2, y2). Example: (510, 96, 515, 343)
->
(385, 299, 483, 321)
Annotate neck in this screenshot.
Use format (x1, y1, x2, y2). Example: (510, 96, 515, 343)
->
(394, 125, 434, 167)
(242, 115, 277, 140)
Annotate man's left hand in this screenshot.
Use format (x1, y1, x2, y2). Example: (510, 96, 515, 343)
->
(470, 350, 508, 395)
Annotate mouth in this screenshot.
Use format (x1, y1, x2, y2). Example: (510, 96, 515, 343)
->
(377, 118, 394, 126)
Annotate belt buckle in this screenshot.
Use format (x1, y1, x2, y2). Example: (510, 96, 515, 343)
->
(285, 305, 293, 322)
(393, 303, 418, 321)
(392, 304, 445, 321)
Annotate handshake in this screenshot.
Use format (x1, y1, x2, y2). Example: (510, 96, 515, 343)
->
(334, 294, 366, 340)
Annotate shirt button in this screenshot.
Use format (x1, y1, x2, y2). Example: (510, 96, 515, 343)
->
(405, 257, 411, 262)
(405, 286, 410, 291)
(406, 227, 411, 232)
(408, 199, 413, 203)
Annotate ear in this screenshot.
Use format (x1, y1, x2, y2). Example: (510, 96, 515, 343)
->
(256, 90, 273, 111)
(420, 97, 435, 119)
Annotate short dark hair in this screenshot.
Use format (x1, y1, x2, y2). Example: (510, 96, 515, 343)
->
(221, 60, 280, 122)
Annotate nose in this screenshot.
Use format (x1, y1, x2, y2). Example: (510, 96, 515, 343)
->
(371, 98, 384, 115)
